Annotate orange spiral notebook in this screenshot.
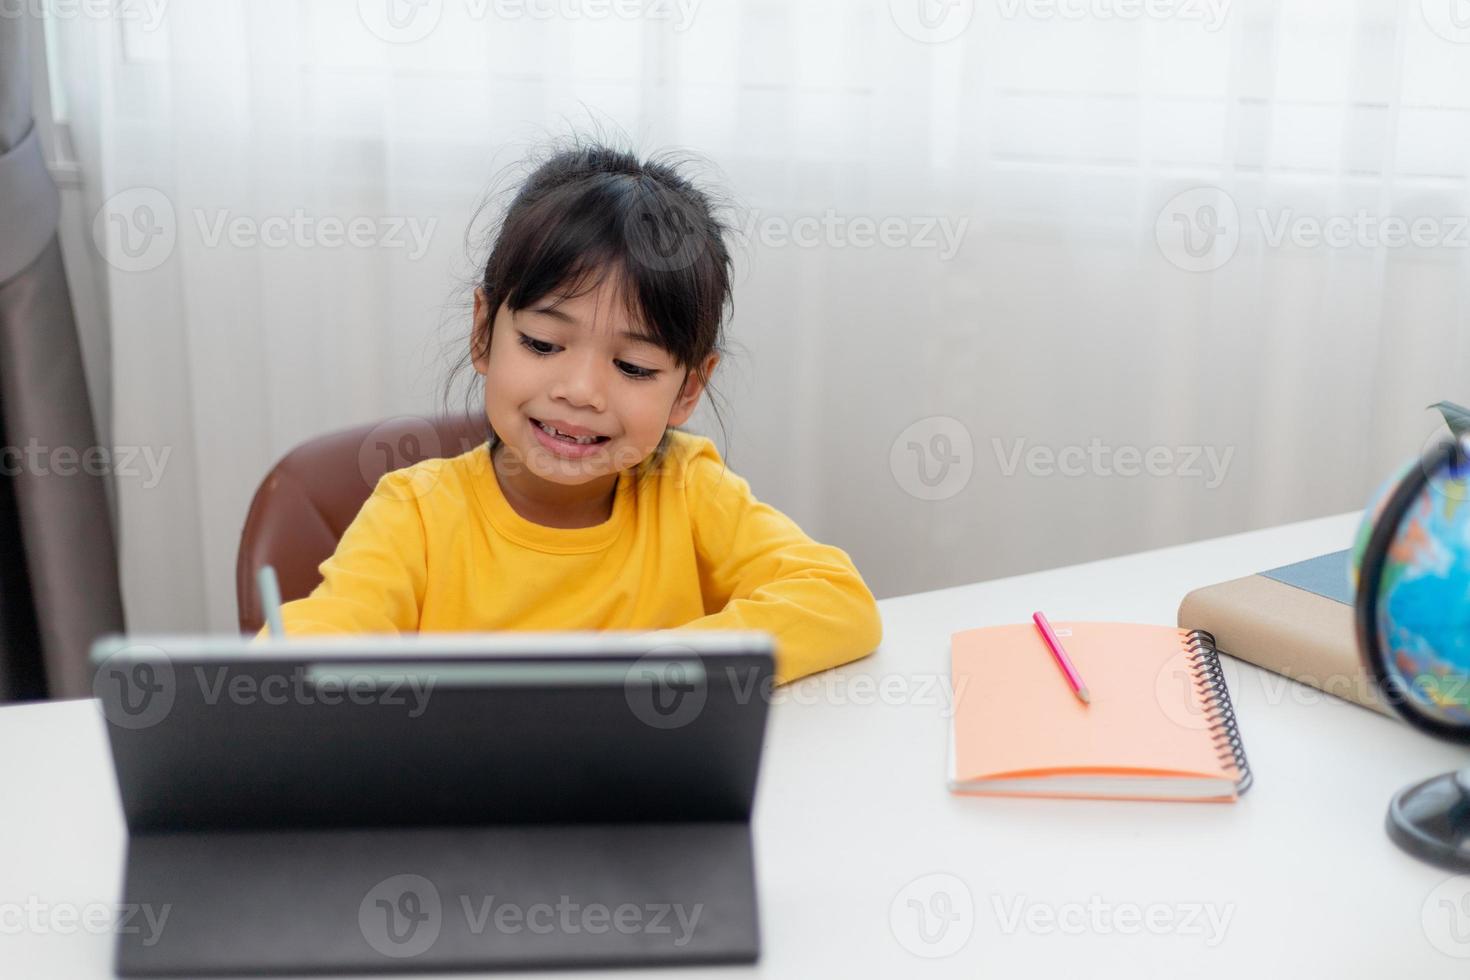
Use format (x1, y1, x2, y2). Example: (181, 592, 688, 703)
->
(948, 622, 1253, 802)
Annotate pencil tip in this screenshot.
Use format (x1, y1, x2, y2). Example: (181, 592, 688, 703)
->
(1078, 688, 1091, 704)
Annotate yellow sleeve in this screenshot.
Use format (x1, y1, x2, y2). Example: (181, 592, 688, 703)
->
(680, 443, 882, 685)
(251, 469, 428, 641)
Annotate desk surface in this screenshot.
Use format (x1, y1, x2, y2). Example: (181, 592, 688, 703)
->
(4, 511, 1470, 978)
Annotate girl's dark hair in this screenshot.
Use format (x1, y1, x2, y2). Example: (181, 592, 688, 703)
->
(443, 133, 736, 485)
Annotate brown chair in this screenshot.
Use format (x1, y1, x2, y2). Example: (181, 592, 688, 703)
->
(236, 414, 489, 634)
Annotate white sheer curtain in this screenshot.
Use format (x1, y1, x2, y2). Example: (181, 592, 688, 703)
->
(48, 0, 1470, 633)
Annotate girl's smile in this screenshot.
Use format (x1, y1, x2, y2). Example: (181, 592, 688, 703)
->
(528, 415, 612, 459)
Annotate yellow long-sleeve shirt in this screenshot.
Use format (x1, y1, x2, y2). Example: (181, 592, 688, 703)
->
(261, 429, 882, 684)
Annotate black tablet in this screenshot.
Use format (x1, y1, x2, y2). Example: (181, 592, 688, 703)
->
(90, 630, 774, 976)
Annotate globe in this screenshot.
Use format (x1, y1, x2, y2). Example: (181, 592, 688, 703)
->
(1350, 434, 1470, 870)
(1351, 441, 1470, 728)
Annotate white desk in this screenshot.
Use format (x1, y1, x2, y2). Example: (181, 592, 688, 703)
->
(4, 511, 1469, 978)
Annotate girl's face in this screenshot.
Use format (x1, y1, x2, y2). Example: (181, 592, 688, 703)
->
(471, 276, 716, 486)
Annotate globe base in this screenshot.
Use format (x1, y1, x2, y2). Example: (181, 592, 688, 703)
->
(1386, 767, 1470, 871)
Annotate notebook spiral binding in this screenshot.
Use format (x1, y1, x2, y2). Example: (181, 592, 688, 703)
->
(1182, 629, 1253, 795)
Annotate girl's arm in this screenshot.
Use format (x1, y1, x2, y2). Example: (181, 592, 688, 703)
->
(680, 442, 883, 685)
(252, 469, 428, 639)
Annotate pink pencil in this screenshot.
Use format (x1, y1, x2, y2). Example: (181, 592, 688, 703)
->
(1032, 611, 1091, 705)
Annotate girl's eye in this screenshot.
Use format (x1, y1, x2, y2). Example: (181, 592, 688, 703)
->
(517, 334, 660, 382)
(617, 361, 659, 381)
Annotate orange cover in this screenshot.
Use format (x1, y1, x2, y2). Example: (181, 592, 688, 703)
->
(949, 622, 1245, 802)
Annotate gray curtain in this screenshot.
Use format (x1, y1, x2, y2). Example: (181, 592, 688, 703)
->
(0, 15, 124, 700)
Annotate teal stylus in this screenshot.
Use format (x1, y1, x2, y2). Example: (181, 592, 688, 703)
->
(257, 564, 285, 639)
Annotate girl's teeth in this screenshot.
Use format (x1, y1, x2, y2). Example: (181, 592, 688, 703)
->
(537, 420, 601, 445)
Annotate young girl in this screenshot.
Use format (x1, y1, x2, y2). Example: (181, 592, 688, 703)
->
(266, 139, 882, 685)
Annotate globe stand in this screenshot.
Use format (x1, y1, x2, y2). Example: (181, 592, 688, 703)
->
(1355, 435, 1470, 872)
(1385, 767, 1470, 871)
